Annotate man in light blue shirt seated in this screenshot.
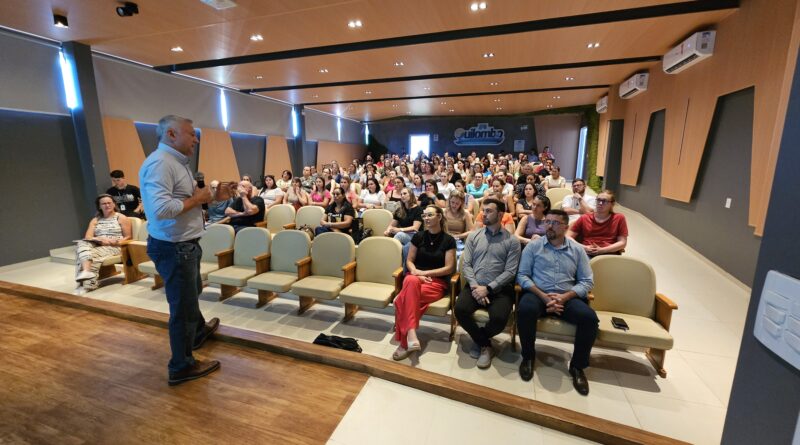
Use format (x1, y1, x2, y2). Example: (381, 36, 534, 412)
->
(516, 209, 597, 396)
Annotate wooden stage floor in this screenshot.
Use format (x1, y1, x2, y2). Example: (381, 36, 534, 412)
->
(0, 292, 368, 444)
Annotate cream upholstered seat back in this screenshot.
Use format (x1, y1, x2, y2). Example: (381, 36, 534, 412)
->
(128, 217, 142, 240)
(271, 230, 311, 273)
(355, 237, 401, 285)
(136, 220, 149, 241)
(310, 232, 355, 277)
(233, 227, 270, 267)
(295, 206, 325, 229)
(589, 256, 657, 318)
(266, 204, 296, 234)
(199, 224, 235, 263)
(546, 188, 572, 210)
(362, 209, 393, 235)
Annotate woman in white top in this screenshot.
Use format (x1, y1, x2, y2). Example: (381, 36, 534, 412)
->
(276, 170, 292, 191)
(544, 165, 567, 190)
(258, 175, 285, 210)
(359, 177, 385, 210)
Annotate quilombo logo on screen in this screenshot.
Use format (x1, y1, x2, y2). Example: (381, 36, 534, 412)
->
(454, 123, 505, 146)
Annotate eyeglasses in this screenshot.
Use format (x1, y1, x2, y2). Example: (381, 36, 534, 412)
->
(596, 198, 613, 205)
(544, 220, 565, 227)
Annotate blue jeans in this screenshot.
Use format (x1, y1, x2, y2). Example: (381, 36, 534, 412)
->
(393, 231, 416, 272)
(516, 292, 599, 369)
(147, 236, 206, 374)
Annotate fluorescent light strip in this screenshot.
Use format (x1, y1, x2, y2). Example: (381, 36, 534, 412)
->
(59, 50, 78, 110)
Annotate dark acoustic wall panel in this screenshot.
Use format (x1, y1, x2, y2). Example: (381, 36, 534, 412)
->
(0, 110, 85, 266)
(230, 132, 266, 185)
(722, 51, 800, 445)
(615, 88, 760, 286)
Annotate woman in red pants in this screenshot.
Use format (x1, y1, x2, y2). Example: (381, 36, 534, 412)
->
(392, 205, 456, 361)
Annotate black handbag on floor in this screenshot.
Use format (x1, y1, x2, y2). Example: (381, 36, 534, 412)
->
(313, 333, 362, 353)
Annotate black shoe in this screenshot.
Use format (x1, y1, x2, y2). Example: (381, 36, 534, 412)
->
(569, 366, 590, 396)
(193, 318, 220, 350)
(168, 359, 220, 386)
(519, 359, 534, 381)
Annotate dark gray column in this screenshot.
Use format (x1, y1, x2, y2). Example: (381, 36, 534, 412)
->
(62, 41, 109, 215)
(602, 120, 624, 194)
(721, 50, 800, 444)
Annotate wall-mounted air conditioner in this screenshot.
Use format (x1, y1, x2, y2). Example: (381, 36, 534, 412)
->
(596, 95, 608, 113)
(619, 73, 649, 99)
(663, 30, 716, 74)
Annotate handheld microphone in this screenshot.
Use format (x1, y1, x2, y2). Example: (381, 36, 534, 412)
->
(196, 172, 208, 210)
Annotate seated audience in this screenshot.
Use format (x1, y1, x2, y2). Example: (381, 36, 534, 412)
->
(384, 188, 423, 244)
(562, 178, 596, 223)
(74, 194, 133, 294)
(359, 177, 385, 210)
(454, 198, 521, 369)
(410, 174, 425, 197)
(300, 166, 315, 192)
(207, 180, 234, 223)
(276, 170, 292, 191)
(392, 205, 456, 360)
(385, 177, 404, 203)
(258, 175, 285, 211)
(516, 209, 596, 395)
(106, 170, 144, 218)
(315, 188, 355, 236)
(309, 177, 332, 208)
(338, 175, 360, 207)
(224, 180, 265, 232)
(444, 190, 474, 241)
(283, 177, 310, 210)
(514, 196, 551, 245)
(543, 165, 566, 190)
(567, 190, 628, 256)
(513, 164, 535, 195)
(515, 182, 540, 219)
(453, 179, 476, 214)
(241, 174, 257, 197)
(420, 179, 447, 208)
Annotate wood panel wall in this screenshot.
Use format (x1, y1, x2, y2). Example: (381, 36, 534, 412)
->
(101, 117, 146, 186)
(197, 128, 240, 183)
(316, 141, 367, 172)
(264, 135, 292, 178)
(596, 0, 800, 235)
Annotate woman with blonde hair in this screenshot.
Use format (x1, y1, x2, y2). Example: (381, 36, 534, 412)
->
(392, 205, 456, 360)
(444, 190, 474, 241)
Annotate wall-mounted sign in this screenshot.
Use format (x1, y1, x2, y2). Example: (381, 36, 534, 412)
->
(454, 123, 506, 146)
(514, 140, 526, 152)
(433, 134, 439, 142)
(520, 125, 528, 131)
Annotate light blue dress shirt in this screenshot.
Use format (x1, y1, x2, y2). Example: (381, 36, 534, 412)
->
(516, 236, 593, 299)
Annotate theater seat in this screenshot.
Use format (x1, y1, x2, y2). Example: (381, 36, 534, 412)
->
(283, 206, 324, 231)
(361, 209, 393, 236)
(338, 237, 403, 322)
(247, 230, 311, 308)
(546, 188, 572, 210)
(290, 232, 355, 314)
(207, 227, 270, 301)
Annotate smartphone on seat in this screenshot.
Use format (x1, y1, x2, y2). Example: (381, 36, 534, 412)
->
(611, 316, 629, 331)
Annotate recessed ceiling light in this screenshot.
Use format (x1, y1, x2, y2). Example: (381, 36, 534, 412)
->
(489, 81, 499, 86)
(406, 111, 412, 114)
(470, 2, 487, 11)
(496, 107, 503, 110)
(493, 98, 501, 102)
(423, 87, 431, 91)
(482, 52, 495, 58)
(171, 46, 183, 52)
(53, 13, 69, 28)
(365, 91, 372, 94)
(392, 104, 398, 107)
(440, 101, 447, 104)
(546, 105, 553, 108)
(565, 76, 574, 81)
(255, 75, 263, 79)
(347, 19, 363, 28)
(319, 68, 329, 73)
(312, 94, 319, 98)
(593, 42, 600, 48)
(553, 95, 561, 99)
(394, 61, 404, 66)
(449, 109, 455, 112)
(250, 34, 264, 42)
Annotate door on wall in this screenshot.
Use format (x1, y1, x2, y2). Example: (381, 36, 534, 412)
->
(409, 134, 430, 160)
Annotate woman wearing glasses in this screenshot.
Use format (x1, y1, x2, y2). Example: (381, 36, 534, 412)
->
(392, 205, 456, 361)
(567, 190, 628, 256)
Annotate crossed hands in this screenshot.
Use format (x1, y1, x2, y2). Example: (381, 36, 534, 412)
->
(410, 268, 433, 283)
(585, 243, 602, 256)
(471, 285, 490, 306)
(545, 293, 565, 315)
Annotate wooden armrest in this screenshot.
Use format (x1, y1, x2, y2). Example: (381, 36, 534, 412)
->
(215, 248, 234, 268)
(654, 292, 677, 331)
(450, 273, 460, 286)
(118, 239, 133, 247)
(296, 256, 311, 279)
(392, 267, 404, 293)
(283, 222, 297, 230)
(342, 261, 357, 286)
(655, 293, 678, 310)
(449, 273, 461, 309)
(254, 253, 271, 274)
(255, 221, 267, 228)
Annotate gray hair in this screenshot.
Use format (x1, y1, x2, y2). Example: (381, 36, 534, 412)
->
(157, 115, 193, 141)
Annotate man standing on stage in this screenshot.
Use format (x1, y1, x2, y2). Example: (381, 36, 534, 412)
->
(140, 115, 220, 386)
